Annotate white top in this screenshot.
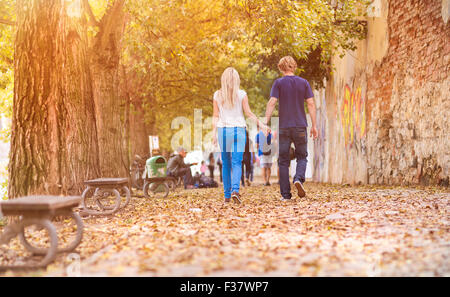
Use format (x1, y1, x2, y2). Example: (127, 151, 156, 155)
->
(214, 89, 247, 128)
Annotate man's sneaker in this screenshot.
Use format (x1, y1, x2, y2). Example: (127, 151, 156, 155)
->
(280, 197, 292, 202)
(294, 180, 306, 198)
(231, 192, 241, 204)
(224, 198, 231, 203)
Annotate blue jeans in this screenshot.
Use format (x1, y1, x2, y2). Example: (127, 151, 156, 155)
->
(278, 127, 308, 199)
(218, 127, 246, 199)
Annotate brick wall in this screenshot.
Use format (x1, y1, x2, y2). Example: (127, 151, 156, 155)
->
(366, 0, 449, 185)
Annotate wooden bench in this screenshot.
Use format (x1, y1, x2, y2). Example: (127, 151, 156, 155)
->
(81, 178, 131, 216)
(0, 195, 83, 270)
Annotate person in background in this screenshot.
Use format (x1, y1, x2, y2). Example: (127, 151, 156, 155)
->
(249, 150, 256, 183)
(270, 131, 279, 184)
(208, 152, 215, 180)
(216, 156, 223, 183)
(256, 125, 274, 186)
(166, 147, 198, 189)
(242, 130, 252, 186)
(200, 161, 207, 175)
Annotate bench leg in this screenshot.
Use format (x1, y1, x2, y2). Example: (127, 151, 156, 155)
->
(0, 212, 83, 271)
(2, 219, 59, 269)
(19, 219, 59, 256)
(32, 219, 58, 267)
(95, 188, 121, 214)
(81, 186, 94, 210)
(120, 186, 131, 209)
(167, 179, 176, 190)
(55, 212, 83, 253)
(143, 181, 169, 198)
(81, 186, 121, 216)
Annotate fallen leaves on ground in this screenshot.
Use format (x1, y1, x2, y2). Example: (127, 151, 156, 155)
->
(1, 182, 449, 276)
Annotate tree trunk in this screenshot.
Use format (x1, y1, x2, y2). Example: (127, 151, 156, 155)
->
(121, 65, 152, 160)
(90, 0, 129, 178)
(130, 96, 152, 159)
(120, 65, 132, 167)
(9, 0, 100, 198)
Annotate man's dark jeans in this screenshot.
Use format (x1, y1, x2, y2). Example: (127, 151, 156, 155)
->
(278, 127, 308, 199)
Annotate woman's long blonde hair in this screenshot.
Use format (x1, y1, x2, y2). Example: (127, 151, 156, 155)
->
(218, 67, 240, 108)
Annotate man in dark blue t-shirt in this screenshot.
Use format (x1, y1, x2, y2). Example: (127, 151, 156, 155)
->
(265, 56, 318, 200)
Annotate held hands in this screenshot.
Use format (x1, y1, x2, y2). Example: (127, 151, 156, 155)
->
(261, 124, 271, 136)
(310, 126, 319, 139)
(261, 118, 271, 136)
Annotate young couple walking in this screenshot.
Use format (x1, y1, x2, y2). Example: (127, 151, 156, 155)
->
(212, 56, 318, 203)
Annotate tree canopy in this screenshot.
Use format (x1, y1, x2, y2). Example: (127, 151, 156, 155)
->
(121, 0, 370, 151)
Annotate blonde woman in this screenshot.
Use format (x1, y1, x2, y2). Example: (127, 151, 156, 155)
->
(212, 67, 269, 203)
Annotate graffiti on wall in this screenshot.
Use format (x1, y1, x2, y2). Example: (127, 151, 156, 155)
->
(338, 84, 366, 148)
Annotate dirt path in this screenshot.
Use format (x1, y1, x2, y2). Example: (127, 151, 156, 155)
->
(1, 182, 449, 276)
